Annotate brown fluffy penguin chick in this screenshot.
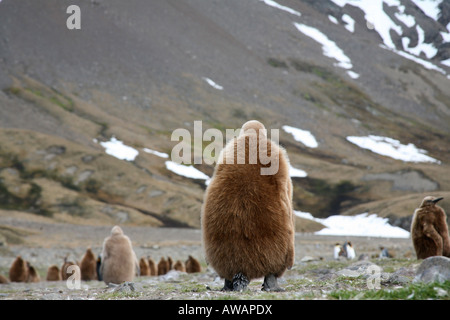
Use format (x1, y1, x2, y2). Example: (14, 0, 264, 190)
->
(9, 256, 29, 282)
(27, 263, 41, 283)
(61, 257, 78, 281)
(202, 120, 295, 292)
(46, 265, 62, 281)
(167, 256, 173, 270)
(139, 257, 150, 276)
(157, 257, 169, 275)
(0, 274, 9, 284)
(185, 255, 201, 274)
(148, 257, 157, 276)
(80, 248, 98, 281)
(173, 260, 186, 272)
(100, 226, 138, 285)
(411, 196, 450, 259)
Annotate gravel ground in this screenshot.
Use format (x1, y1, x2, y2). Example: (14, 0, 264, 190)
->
(0, 214, 417, 300)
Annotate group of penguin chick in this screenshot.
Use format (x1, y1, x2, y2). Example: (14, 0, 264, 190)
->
(0, 226, 202, 285)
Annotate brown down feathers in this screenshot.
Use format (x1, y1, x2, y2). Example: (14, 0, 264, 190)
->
(201, 120, 295, 281)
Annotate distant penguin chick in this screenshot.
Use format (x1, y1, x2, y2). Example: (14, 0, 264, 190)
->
(61, 257, 78, 281)
(167, 256, 173, 270)
(27, 263, 41, 283)
(80, 247, 98, 281)
(148, 257, 157, 276)
(411, 196, 450, 259)
(185, 255, 202, 274)
(9, 256, 28, 282)
(0, 274, 9, 284)
(157, 257, 169, 275)
(173, 260, 186, 272)
(139, 257, 150, 276)
(46, 265, 62, 281)
(202, 120, 295, 292)
(100, 226, 139, 285)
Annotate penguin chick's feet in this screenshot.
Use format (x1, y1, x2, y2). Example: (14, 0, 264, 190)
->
(233, 272, 249, 291)
(221, 278, 233, 291)
(262, 274, 284, 292)
(221, 273, 249, 291)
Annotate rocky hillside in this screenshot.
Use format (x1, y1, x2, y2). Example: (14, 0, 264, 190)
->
(0, 0, 449, 231)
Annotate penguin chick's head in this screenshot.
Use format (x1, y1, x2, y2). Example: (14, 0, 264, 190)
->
(420, 196, 444, 208)
(240, 120, 266, 137)
(111, 225, 124, 236)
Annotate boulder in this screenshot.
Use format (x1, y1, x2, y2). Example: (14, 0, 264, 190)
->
(413, 256, 450, 284)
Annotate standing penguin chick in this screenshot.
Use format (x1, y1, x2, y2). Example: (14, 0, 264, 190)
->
(139, 257, 150, 276)
(27, 263, 41, 283)
(46, 265, 62, 281)
(202, 120, 295, 291)
(80, 248, 98, 281)
(157, 257, 169, 275)
(411, 196, 450, 259)
(173, 260, 186, 272)
(9, 256, 29, 282)
(167, 256, 173, 270)
(100, 226, 139, 285)
(185, 255, 201, 273)
(0, 274, 9, 284)
(148, 257, 157, 276)
(61, 257, 78, 281)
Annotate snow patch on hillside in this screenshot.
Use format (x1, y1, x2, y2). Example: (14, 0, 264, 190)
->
(259, 0, 301, 16)
(295, 211, 410, 238)
(293, 23, 360, 79)
(410, 0, 443, 21)
(346, 135, 441, 164)
(143, 148, 169, 158)
(330, 0, 448, 78)
(165, 161, 210, 180)
(282, 125, 319, 148)
(202, 77, 223, 90)
(97, 137, 139, 161)
(289, 165, 308, 178)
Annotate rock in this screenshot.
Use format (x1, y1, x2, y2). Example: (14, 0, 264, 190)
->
(358, 254, 370, 261)
(75, 170, 94, 184)
(413, 256, 450, 284)
(300, 256, 318, 262)
(111, 281, 136, 293)
(160, 270, 182, 281)
(384, 274, 411, 285)
(148, 190, 165, 198)
(81, 155, 95, 163)
(337, 261, 381, 278)
(64, 165, 78, 175)
(41, 293, 64, 300)
(46, 145, 66, 155)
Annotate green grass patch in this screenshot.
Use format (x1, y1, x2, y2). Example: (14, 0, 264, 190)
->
(180, 282, 208, 293)
(330, 280, 450, 300)
(267, 58, 289, 69)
